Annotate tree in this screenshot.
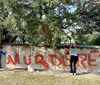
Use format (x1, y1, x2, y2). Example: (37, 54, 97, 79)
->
(0, 0, 100, 46)
(75, 0, 100, 45)
(0, 0, 67, 46)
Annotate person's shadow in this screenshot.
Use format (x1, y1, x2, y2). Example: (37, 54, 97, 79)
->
(77, 72, 90, 75)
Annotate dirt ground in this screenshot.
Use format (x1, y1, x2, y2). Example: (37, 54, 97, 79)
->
(0, 68, 100, 77)
(0, 68, 100, 85)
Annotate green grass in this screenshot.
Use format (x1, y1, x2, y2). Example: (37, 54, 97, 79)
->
(0, 70, 100, 85)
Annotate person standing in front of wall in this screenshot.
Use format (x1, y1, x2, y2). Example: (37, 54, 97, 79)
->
(0, 46, 6, 55)
(0, 46, 6, 68)
(69, 44, 78, 75)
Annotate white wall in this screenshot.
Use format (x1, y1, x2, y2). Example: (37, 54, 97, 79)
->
(1, 45, 100, 73)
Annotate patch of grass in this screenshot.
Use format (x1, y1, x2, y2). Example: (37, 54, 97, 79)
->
(0, 70, 100, 85)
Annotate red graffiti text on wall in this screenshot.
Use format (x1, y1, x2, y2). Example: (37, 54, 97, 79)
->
(6, 49, 100, 69)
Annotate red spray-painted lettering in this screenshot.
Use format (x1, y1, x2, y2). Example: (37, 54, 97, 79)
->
(6, 52, 98, 69)
(35, 54, 49, 68)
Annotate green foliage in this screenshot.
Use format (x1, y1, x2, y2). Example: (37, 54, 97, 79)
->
(76, 32, 100, 45)
(0, 0, 67, 46)
(0, 0, 100, 46)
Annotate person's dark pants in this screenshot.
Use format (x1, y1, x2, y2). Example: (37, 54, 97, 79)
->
(70, 55, 78, 74)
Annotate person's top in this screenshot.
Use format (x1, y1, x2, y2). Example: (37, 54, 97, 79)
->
(70, 48, 78, 56)
(0, 49, 6, 55)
